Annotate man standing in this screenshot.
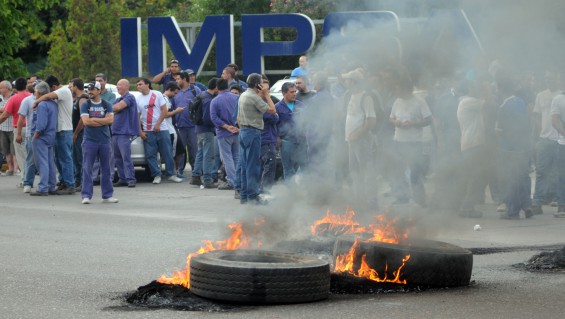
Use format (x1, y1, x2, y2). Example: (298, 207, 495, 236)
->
(70, 78, 89, 190)
(33, 75, 75, 194)
(80, 81, 117, 204)
(16, 81, 38, 193)
(276, 82, 306, 182)
(30, 81, 58, 196)
(291, 55, 308, 78)
(210, 78, 239, 190)
(227, 64, 248, 90)
(174, 70, 200, 177)
(551, 73, 565, 218)
(136, 78, 183, 184)
(0, 80, 18, 175)
(237, 73, 277, 204)
(152, 59, 180, 91)
(0, 78, 30, 183)
(531, 72, 560, 215)
(95, 73, 116, 104)
(112, 79, 140, 188)
(295, 75, 316, 103)
(191, 78, 219, 188)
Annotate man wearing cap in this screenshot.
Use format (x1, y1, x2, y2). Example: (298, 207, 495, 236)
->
(79, 81, 117, 204)
(237, 73, 277, 204)
(0, 78, 31, 184)
(112, 79, 140, 188)
(16, 81, 38, 193)
(152, 59, 180, 92)
(95, 73, 116, 104)
(30, 81, 58, 196)
(33, 75, 76, 194)
(173, 70, 200, 177)
(136, 78, 183, 184)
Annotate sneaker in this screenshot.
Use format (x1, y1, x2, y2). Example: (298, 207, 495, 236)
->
(189, 176, 202, 186)
(497, 203, 507, 212)
(23, 185, 31, 193)
(217, 181, 233, 190)
(55, 187, 76, 195)
(530, 206, 543, 215)
(167, 175, 183, 183)
(16, 182, 23, 188)
(127, 183, 136, 188)
(102, 197, 119, 203)
(113, 181, 128, 187)
(30, 191, 48, 196)
(203, 182, 218, 189)
(152, 176, 162, 184)
(3, 170, 14, 176)
(554, 212, 565, 218)
(250, 194, 269, 205)
(82, 198, 91, 204)
(234, 190, 241, 199)
(500, 213, 520, 220)
(524, 208, 534, 219)
(177, 173, 187, 179)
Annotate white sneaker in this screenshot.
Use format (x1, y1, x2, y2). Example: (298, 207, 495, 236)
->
(152, 176, 162, 184)
(23, 185, 31, 193)
(82, 198, 91, 204)
(167, 175, 183, 183)
(102, 197, 119, 203)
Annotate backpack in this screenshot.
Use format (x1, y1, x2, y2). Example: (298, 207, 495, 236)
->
(189, 93, 204, 125)
(344, 89, 386, 135)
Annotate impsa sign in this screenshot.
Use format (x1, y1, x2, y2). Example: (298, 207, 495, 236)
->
(120, 12, 400, 77)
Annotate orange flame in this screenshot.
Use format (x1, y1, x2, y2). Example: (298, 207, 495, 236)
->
(334, 238, 411, 284)
(157, 221, 262, 288)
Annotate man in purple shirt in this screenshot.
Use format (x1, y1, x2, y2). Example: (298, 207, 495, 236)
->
(174, 70, 201, 177)
(210, 78, 239, 190)
(152, 59, 180, 92)
(112, 79, 140, 188)
(30, 82, 58, 196)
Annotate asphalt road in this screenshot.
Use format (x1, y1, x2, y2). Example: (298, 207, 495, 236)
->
(1, 171, 564, 319)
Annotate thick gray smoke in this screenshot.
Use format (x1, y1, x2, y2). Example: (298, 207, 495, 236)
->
(238, 0, 565, 243)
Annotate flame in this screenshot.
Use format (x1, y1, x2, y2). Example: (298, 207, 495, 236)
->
(334, 238, 411, 284)
(157, 220, 262, 288)
(312, 209, 413, 284)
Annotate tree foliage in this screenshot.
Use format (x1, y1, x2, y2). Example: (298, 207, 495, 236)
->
(0, 0, 62, 79)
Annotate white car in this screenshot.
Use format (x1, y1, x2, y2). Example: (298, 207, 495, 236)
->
(270, 78, 296, 101)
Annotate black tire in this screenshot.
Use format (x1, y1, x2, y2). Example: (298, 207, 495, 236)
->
(333, 237, 473, 287)
(189, 250, 330, 304)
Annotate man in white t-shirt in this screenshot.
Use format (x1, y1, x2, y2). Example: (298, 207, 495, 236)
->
(33, 75, 76, 194)
(531, 72, 560, 215)
(342, 69, 377, 210)
(456, 79, 488, 218)
(389, 70, 432, 207)
(135, 78, 182, 184)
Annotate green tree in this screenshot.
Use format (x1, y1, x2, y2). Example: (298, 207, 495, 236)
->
(45, 0, 130, 82)
(0, 0, 62, 80)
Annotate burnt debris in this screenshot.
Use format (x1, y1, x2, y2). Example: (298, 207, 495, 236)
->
(514, 246, 565, 271)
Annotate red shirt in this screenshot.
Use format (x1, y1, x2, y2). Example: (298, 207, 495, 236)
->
(4, 91, 31, 127)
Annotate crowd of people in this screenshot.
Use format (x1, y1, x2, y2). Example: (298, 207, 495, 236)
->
(1, 55, 565, 218)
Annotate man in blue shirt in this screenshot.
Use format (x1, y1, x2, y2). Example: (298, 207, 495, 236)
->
(152, 59, 180, 92)
(30, 82, 58, 196)
(174, 70, 201, 177)
(80, 81, 117, 204)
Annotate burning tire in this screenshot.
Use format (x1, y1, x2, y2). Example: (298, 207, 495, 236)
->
(333, 237, 473, 287)
(189, 250, 330, 304)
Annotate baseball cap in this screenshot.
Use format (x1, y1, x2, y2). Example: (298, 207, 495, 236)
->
(87, 81, 101, 90)
(185, 69, 195, 75)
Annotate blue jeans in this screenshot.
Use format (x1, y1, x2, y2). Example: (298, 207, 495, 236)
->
(113, 135, 136, 185)
(217, 135, 239, 187)
(239, 127, 261, 201)
(23, 135, 37, 187)
(260, 143, 276, 193)
(498, 149, 532, 216)
(55, 130, 75, 188)
(192, 132, 216, 185)
(82, 140, 113, 199)
(177, 127, 197, 172)
(73, 131, 83, 186)
(280, 139, 306, 181)
(32, 138, 56, 193)
(144, 130, 175, 177)
(532, 138, 558, 206)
